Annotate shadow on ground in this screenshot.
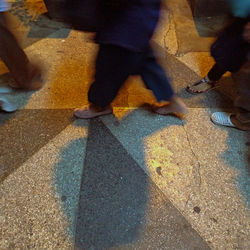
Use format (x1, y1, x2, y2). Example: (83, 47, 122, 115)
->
(0, 109, 73, 182)
(75, 118, 150, 248)
(219, 128, 250, 207)
(221, 120, 250, 208)
(53, 113, 210, 249)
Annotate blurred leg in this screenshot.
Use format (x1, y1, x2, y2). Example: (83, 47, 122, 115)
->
(139, 48, 174, 102)
(232, 62, 250, 130)
(139, 48, 187, 116)
(88, 44, 140, 107)
(0, 12, 42, 89)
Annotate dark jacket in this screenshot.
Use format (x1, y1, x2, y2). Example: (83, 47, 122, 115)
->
(96, 0, 162, 52)
(44, 0, 161, 51)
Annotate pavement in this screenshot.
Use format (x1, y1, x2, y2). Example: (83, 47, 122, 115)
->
(0, 0, 249, 249)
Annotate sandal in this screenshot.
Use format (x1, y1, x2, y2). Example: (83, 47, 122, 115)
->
(186, 76, 217, 94)
(74, 105, 113, 119)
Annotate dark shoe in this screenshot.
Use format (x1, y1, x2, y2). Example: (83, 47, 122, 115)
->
(186, 76, 217, 94)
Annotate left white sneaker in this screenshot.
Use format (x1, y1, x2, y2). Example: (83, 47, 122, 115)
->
(0, 95, 17, 112)
(0, 86, 12, 94)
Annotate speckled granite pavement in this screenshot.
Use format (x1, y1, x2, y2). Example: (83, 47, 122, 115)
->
(0, 0, 249, 249)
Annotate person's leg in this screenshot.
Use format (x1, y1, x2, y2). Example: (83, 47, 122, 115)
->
(207, 63, 227, 81)
(0, 12, 42, 90)
(211, 61, 250, 131)
(74, 44, 141, 119)
(88, 44, 141, 107)
(139, 48, 187, 116)
(231, 62, 250, 130)
(187, 18, 250, 95)
(140, 49, 174, 101)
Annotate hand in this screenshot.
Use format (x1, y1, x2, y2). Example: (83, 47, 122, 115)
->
(243, 22, 250, 43)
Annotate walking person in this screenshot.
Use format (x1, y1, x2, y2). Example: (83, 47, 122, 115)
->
(186, 0, 250, 94)
(211, 28, 250, 131)
(74, 0, 187, 119)
(211, 62, 250, 131)
(0, 0, 43, 112)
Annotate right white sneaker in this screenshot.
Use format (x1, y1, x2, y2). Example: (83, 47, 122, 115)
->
(211, 112, 235, 128)
(0, 86, 12, 94)
(0, 95, 17, 112)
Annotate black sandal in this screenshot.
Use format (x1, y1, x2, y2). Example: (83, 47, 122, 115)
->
(186, 76, 217, 94)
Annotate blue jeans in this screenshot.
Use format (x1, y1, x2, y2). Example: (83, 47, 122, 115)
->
(88, 44, 174, 107)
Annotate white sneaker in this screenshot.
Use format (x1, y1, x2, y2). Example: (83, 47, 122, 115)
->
(211, 112, 235, 128)
(0, 86, 12, 94)
(0, 95, 17, 112)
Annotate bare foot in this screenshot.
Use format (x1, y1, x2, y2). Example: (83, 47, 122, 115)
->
(153, 97, 187, 118)
(9, 63, 44, 90)
(74, 104, 113, 119)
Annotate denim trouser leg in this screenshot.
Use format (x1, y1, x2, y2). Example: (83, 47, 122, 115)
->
(234, 62, 250, 127)
(88, 44, 139, 107)
(88, 44, 174, 107)
(139, 49, 174, 102)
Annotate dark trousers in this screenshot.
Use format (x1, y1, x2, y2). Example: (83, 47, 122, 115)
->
(234, 61, 250, 127)
(208, 17, 250, 82)
(88, 44, 174, 107)
(0, 12, 31, 87)
(208, 63, 227, 81)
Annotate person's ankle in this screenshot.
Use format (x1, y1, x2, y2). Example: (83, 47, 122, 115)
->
(90, 103, 111, 111)
(205, 75, 218, 84)
(169, 95, 182, 104)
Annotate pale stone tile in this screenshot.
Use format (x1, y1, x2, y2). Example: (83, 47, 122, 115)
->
(101, 108, 250, 249)
(0, 120, 88, 249)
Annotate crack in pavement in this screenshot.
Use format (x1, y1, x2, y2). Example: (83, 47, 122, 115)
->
(163, 10, 172, 53)
(184, 193, 192, 210)
(182, 121, 202, 190)
(162, 9, 181, 57)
